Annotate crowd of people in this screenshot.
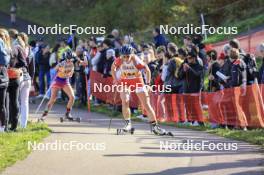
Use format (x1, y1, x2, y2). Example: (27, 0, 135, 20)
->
(0, 26, 264, 132)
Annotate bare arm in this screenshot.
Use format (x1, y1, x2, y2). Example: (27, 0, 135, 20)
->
(111, 62, 117, 81)
(143, 65, 151, 84)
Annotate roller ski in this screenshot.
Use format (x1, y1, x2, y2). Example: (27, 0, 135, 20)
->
(117, 119, 135, 135)
(37, 116, 46, 123)
(151, 123, 174, 137)
(60, 112, 81, 123)
(37, 110, 48, 123)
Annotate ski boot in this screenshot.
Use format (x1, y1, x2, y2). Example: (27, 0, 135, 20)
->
(151, 124, 174, 137)
(117, 120, 135, 135)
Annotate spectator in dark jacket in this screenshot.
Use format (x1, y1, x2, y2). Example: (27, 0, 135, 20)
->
(36, 44, 50, 97)
(178, 49, 204, 93)
(229, 48, 247, 88)
(97, 39, 111, 74)
(230, 39, 257, 85)
(153, 27, 168, 48)
(103, 49, 115, 78)
(217, 44, 233, 89)
(207, 50, 220, 92)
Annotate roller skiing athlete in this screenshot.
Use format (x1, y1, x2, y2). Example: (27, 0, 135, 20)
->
(38, 50, 80, 123)
(111, 45, 173, 136)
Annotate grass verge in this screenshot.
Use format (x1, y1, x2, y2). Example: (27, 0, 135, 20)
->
(0, 122, 51, 172)
(89, 103, 264, 147)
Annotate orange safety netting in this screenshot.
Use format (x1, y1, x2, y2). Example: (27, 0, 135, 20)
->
(90, 71, 264, 128)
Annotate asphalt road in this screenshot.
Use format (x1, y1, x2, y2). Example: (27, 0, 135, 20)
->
(2, 103, 264, 175)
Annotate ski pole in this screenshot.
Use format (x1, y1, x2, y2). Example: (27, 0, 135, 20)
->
(35, 73, 57, 114)
(35, 85, 52, 114)
(108, 88, 118, 131)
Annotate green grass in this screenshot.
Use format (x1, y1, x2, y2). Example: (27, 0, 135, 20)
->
(0, 122, 51, 172)
(90, 102, 264, 147)
(205, 13, 264, 44)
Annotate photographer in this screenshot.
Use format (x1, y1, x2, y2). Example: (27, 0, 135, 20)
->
(178, 48, 204, 126)
(178, 48, 204, 94)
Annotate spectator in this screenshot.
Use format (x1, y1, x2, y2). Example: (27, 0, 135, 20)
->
(164, 43, 184, 93)
(48, 43, 60, 98)
(103, 49, 115, 78)
(207, 50, 220, 92)
(178, 48, 204, 93)
(8, 29, 26, 131)
(218, 44, 233, 89)
(229, 48, 247, 88)
(97, 39, 112, 74)
(230, 39, 257, 85)
(75, 46, 89, 105)
(36, 44, 51, 97)
(58, 38, 71, 61)
(67, 30, 78, 50)
(183, 36, 192, 50)
(111, 29, 120, 39)
(0, 28, 10, 132)
(18, 32, 35, 128)
(88, 37, 97, 59)
(153, 27, 168, 48)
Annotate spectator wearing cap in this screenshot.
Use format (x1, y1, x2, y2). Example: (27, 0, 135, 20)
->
(178, 48, 204, 94)
(178, 48, 204, 126)
(153, 27, 168, 48)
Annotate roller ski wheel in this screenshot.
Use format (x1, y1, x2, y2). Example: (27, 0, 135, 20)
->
(117, 128, 135, 135)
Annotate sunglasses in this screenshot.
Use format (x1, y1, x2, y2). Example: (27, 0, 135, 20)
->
(122, 55, 130, 58)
